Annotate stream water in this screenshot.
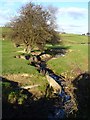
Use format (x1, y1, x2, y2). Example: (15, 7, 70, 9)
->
(30, 56, 74, 119)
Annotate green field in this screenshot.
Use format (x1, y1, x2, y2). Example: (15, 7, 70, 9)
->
(61, 33, 88, 44)
(47, 34, 88, 79)
(1, 28, 88, 85)
(2, 33, 88, 79)
(1, 28, 89, 119)
(2, 40, 38, 74)
(2, 40, 49, 92)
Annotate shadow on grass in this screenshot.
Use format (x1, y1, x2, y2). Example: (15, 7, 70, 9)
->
(44, 45, 70, 57)
(14, 45, 71, 62)
(72, 72, 90, 119)
(1, 76, 62, 120)
(30, 45, 70, 58)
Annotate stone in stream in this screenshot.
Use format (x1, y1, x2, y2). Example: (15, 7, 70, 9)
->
(46, 74, 62, 94)
(40, 54, 52, 61)
(39, 61, 47, 75)
(25, 55, 30, 60)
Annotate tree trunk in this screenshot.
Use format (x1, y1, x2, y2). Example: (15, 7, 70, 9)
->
(24, 45, 32, 54)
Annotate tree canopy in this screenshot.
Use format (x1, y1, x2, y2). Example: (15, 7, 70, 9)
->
(10, 2, 60, 53)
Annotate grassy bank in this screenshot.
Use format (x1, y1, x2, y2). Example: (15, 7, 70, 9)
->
(1, 30, 89, 119)
(47, 34, 88, 78)
(2, 33, 88, 77)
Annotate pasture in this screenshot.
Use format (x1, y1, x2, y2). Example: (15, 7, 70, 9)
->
(2, 31, 88, 81)
(47, 34, 88, 79)
(1, 28, 89, 119)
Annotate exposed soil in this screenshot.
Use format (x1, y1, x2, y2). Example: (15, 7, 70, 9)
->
(3, 74, 43, 98)
(3, 74, 33, 86)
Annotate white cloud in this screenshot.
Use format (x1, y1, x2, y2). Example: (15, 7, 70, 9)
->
(57, 23, 88, 34)
(58, 7, 88, 19)
(56, 7, 88, 33)
(0, 1, 22, 26)
(0, 1, 88, 34)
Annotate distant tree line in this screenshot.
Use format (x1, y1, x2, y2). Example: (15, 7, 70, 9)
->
(8, 2, 60, 53)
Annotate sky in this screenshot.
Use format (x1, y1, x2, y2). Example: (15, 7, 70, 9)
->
(0, 0, 89, 34)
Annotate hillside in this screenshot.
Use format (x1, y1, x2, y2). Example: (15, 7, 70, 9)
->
(1, 30, 90, 119)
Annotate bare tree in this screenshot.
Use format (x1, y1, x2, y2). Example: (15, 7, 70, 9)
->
(10, 2, 60, 53)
